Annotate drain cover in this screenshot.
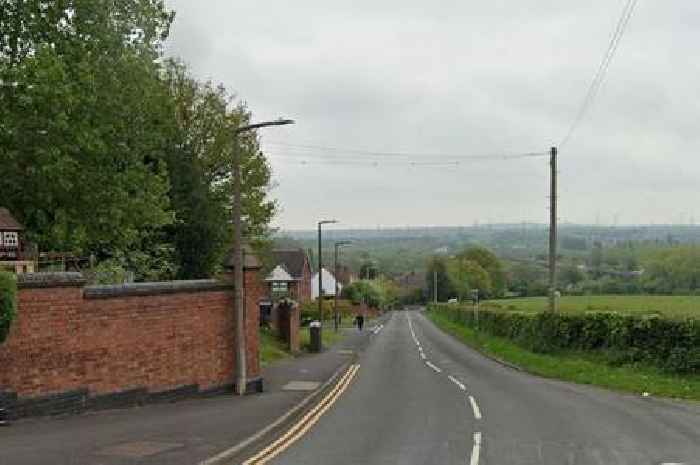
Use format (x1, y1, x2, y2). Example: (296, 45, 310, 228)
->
(97, 441, 183, 458)
(282, 381, 321, 391)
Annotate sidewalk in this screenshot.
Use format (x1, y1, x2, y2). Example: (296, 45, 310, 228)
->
(0, 322, 384, 465)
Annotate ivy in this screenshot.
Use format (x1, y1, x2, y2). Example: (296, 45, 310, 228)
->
(0, 271, 17, 344)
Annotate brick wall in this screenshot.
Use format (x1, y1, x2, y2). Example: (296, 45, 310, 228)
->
(0, 270, 264, 419)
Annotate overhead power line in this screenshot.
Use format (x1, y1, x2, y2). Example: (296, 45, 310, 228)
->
(264, 141, 548, 162)
(560, 0, 638, 148)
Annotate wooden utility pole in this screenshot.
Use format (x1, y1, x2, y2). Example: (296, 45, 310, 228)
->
(548, 146, 558, 312)
(434, 270, 438, 304)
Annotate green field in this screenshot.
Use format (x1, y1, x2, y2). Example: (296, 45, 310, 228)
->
(483, 295, 700, 319)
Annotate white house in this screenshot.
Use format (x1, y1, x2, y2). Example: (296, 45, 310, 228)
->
(311, 268, 342, 299)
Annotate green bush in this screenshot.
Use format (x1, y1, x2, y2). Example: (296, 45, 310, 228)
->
(0, 271, 17, 344)
(429, 303, 700, 374)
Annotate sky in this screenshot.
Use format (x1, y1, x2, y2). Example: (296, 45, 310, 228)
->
(164, 1, 700, 230)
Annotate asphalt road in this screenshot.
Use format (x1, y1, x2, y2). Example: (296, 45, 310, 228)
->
(271, 309, 700, 465)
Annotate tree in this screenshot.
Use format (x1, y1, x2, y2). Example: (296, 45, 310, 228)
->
(426, 256, 454, 302)
(447, 258, 492, 300)
(591, 241, 603, 278)
(455, 247, 505, 297)
(163, 61, 276, 278)
(0, 0, 176, 279)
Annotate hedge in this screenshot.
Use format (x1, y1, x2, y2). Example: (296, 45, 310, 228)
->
(0, 271, 17, 344)
(429, 304, 700, 374)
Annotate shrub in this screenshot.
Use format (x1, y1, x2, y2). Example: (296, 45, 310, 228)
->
(429, 303, 700, 374)
(0, 271, 17, 344)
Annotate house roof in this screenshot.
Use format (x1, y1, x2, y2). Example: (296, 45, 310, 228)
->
(265, 265, 295, 282)
(0, 208, 23, 231)
(223, 242, 262, 270)
(271, 249, 308, 279)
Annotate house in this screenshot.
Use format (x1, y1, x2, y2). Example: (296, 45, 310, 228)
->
(268, 249, 312, 303)
(0, 208, 34, 273)
(311, 268, 342, 299)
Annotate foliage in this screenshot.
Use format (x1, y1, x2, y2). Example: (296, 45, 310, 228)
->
(163, 61, 276, 279)
(455, 247, 506, 296)
(447, 258, 491, 300)
(342, 280, 384, 308)
(0, 271, 17, 344)
(430, 303, 700, 374)
(428, 310, 700, 401)
(425, 256, 455, 301)
(0, 2, 277, 281)
(1, 0, 176, 270)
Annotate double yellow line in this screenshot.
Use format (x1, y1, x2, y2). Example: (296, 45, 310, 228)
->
(243, 363, 361, 465)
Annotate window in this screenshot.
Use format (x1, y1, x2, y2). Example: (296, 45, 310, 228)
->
(3, 232, 18, 247)
(272, 282, 288, 292)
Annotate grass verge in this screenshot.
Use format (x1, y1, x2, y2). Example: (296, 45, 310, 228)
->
(259, 327, 292, 367)
(427, 310, 700, 402)
(260, 321, 363, 367)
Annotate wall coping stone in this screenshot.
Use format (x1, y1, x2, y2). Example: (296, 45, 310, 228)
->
(17, 272, 86, 289)
(84, 279, 233, 299)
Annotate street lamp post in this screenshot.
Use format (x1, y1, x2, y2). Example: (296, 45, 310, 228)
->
(317, 219, 338, 350)
(334, 241, 352, 332)
(233, 118, 294, 396)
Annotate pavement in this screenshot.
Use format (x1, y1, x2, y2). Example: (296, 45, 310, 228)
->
(268, 309, 700, 465)
(0, 321, 383, 465)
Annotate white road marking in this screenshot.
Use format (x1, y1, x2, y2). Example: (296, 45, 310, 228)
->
(447, 375, 467, 391)
(425, 361, 442, 373)
(470, 432, 482, 465)
(469, 396, 482, 420)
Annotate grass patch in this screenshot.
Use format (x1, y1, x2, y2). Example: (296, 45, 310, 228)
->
(428, 310, 700, 401)
(484, 295, 700, 319)
(299, 326, 345, 351)
(259, 327, 292, 367)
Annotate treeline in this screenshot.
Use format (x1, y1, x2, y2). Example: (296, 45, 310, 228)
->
(0, 1, 275, 281)
(425, 247, 506, 301)
(511, 243, 700, 297)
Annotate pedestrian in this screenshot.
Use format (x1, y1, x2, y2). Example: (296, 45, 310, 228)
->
(357, 314, 365, 331)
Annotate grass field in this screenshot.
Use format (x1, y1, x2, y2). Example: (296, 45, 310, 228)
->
(483, 295, 700, 319)
(428, 311, 700, 401)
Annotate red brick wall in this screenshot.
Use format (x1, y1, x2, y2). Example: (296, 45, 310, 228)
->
(0, 271, 263, 400)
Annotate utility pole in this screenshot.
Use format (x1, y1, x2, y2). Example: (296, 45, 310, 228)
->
(317, 220, 337, 349)
(548, 146, 558, 312)
(433, 270, 438, 304)
(232, 118, 294, 396)
(334, 241, 351, 332)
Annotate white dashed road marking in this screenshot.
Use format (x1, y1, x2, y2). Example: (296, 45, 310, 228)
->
(425, 361, 442, 373)
(447, 375, 467, 391)
(470, 432, 482, 465)
(469, 396, 482, 420)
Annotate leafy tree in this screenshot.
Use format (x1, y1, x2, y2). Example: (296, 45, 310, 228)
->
(0, 0, 176, 278)
(447, 257, 492, 300)
(163, 61, 277, 278)
(0, 271, 17, 344)
(426, 256, 454, 302)
(455, 247, 505, 297)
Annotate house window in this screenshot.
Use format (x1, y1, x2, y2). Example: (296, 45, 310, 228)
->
(3, 232, 18, 247)
(272, 282, 288, 293)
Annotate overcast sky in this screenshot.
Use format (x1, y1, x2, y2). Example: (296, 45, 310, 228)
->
(164, 1, 700, 230)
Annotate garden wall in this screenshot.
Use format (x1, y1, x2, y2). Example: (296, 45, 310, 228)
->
(0, 271, 264, 419)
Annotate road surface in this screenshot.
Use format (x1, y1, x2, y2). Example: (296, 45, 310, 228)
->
(269, 309, 700, 465)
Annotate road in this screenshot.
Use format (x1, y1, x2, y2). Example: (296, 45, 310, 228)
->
(269, 309, 700, 465)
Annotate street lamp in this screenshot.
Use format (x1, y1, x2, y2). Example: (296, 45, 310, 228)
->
(317, 219, 338, 350)
(334, 241, 352, 332)
(233, 118, 294, 396)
